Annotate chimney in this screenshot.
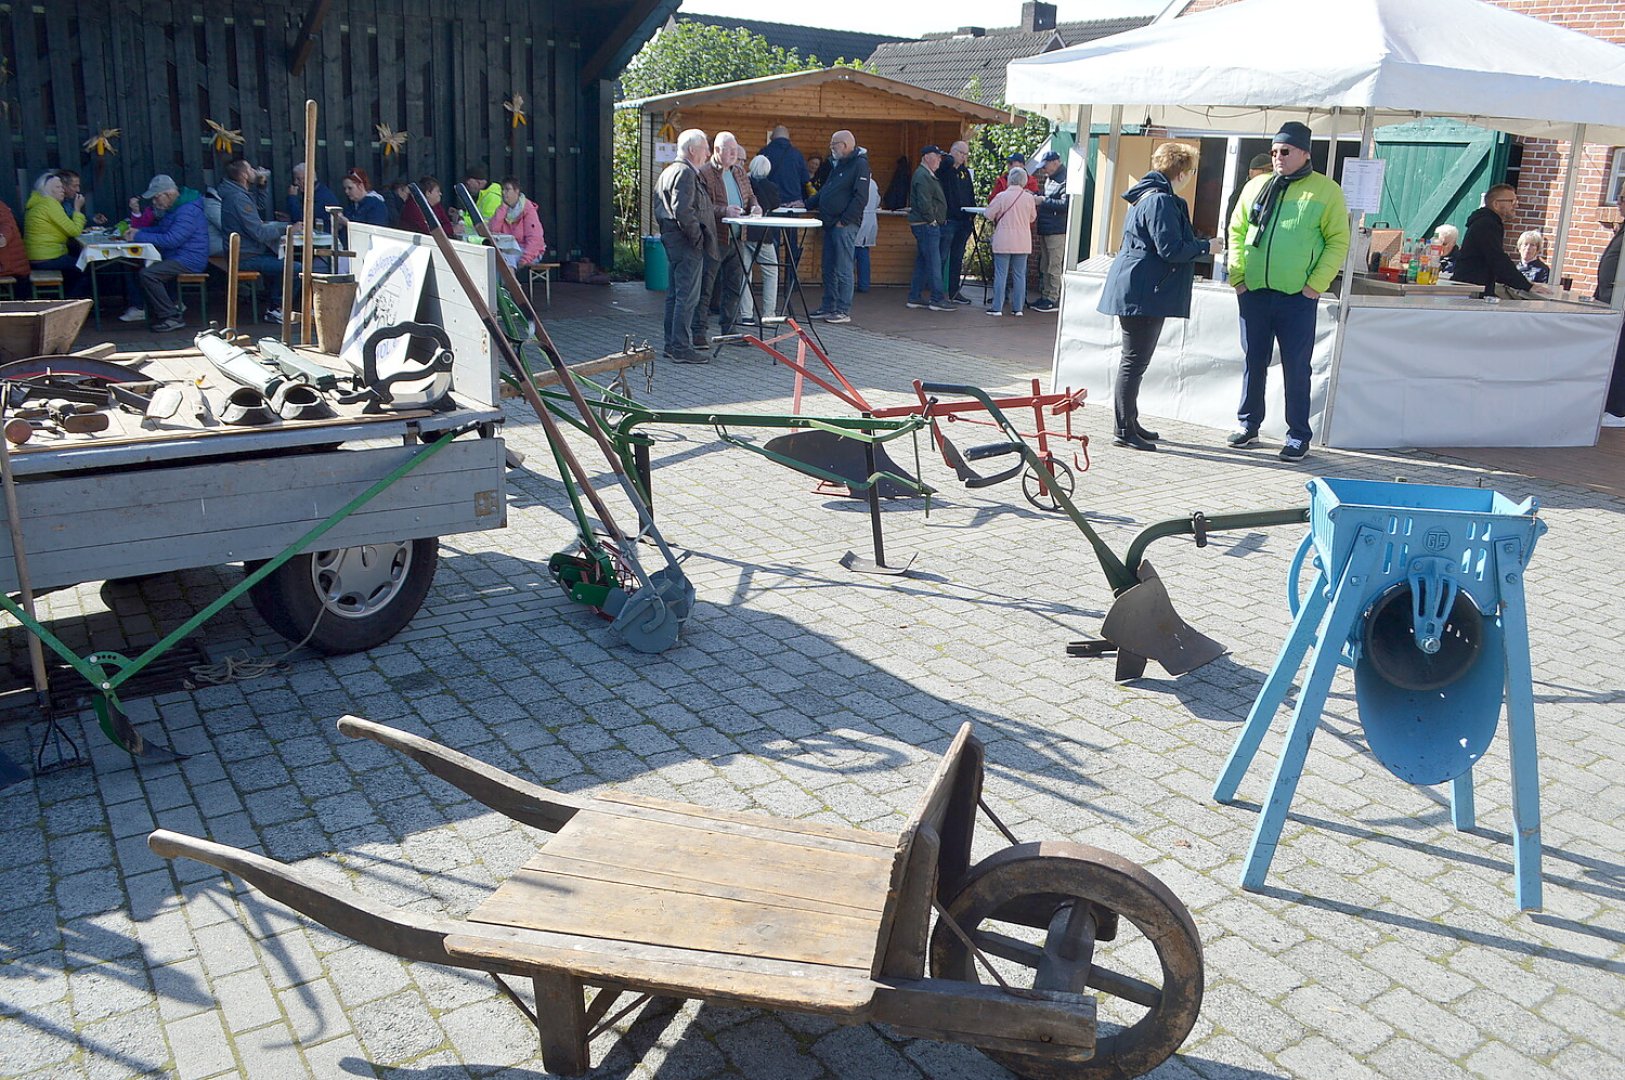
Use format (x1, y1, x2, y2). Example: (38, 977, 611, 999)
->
(1022, 2, 1057, 32)
(955, 26, 987, 37)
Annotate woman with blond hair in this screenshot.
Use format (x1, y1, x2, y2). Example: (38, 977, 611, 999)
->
(1515, 229, 1549, 284)
(1095, 142, 1221, 451)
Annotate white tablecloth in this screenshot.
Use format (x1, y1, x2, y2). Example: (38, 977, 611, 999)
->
(75, 242, 162, 270)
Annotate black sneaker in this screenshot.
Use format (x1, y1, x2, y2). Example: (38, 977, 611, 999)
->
(951, 294, 972, 305)
(905, 300, 928, 309)
(824, 312, 851, 323)
(927, 301, 955, 312)
(1278, 438, 1310, 462)
(669, 351, 709, 365)
(1031, 298, 1059, 312)
(151, 317, 186, 333)
(1226, 428, 1260, 448)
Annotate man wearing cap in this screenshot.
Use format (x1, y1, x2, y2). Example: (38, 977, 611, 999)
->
(1225, 121, 1348, 462)
(803, 129, 870, 324)
(906, 145, 952, 311)
(1031, 150, 1068, 312)
(937, 140, 977, 305)
(129, 174, 209, 333)
(990, 152, 1041, 201)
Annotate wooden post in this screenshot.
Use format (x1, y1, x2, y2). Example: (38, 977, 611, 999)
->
(225, 231, 240, 335)
(280, 238, 296, 343)
(301, 99, 318, 346)
(0, 432, 49, 717)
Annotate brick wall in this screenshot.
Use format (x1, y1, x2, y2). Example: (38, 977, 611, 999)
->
(1175, 0, 1624, 292)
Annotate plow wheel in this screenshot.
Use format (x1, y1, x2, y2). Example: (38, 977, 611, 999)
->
(1022, 459, 1075, 512)
(929, 841, 1203, 1079)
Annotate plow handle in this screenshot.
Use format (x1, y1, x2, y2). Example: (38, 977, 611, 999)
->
(919, 382, 1135, 593)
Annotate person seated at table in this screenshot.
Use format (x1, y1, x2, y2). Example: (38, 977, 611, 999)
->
(399, 177, 462, 237)
(0, 197, 32, 299)
(330, 167, 390, 247)
(219, 158, 294, 322)
(55, 169, 109, 227)
(383, 179, 411, 228)
(459, 165, 503, 234)
(1516, 229, 1550, 284)
(24, 171, 88, 295)
(1452, 184, 1533, 297)
(284, 163, 338, 230)
(487, 177, 546, 269)
(128, 174, 208, 334)
(1432, 223, 1459, 277)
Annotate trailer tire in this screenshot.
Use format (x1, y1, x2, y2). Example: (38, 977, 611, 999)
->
(246, 538, 439, 655)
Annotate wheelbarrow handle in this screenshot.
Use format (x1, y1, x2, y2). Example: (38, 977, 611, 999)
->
(919, 382, 1136, 593)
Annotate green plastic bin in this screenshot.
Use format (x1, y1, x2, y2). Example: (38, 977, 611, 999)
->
(643, 235, 669, 291)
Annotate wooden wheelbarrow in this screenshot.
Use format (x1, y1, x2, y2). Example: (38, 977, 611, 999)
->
(150, 717, 1204, 1078)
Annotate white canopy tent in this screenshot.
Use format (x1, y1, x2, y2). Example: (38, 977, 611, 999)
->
(1005, 0, 1625, 144)
(1003, 0, 1625, 449)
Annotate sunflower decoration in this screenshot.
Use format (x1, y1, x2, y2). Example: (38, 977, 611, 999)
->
(504, 93, 527, 130)
(83, 127, 119, 158)
(376, 123, 408, 157)
(205, 118, 244, 154)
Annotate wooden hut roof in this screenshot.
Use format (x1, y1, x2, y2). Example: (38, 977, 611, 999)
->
(621, 68, 1019, 126)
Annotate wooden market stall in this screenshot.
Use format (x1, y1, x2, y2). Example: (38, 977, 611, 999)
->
(625, 69, 1018, 287)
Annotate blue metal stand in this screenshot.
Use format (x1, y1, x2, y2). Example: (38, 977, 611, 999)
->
(1214, 478, 1547, 910)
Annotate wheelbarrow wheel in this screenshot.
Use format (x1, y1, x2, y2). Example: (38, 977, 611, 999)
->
(929, 840, 1203, 1079)
(1021, 459, 1075, 512)
(246, 538, 438, 655)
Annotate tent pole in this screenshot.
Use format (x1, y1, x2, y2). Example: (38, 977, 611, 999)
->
(1319, 109, 1375, 447)
(1549, 123, 1584, 292)
(1095, 105, 1124, 256)
(1064, 104, 1091, 271)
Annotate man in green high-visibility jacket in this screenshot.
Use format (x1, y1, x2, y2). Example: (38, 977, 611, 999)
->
(1225, 121, 1349, 463)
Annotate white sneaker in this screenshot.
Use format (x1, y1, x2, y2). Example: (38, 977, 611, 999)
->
(118, 307, 146, 322)
(265, 308, 282, 324)
(1601, 412, 1625, 428)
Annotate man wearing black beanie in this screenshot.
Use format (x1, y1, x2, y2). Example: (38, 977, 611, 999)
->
(1224, 120, 1349, 462)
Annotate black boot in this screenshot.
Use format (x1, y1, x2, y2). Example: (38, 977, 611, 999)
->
(1134, 421, 1160, 441)
(1113, 429, 1158, 451)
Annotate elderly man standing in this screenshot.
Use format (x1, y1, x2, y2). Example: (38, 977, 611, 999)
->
(937, 140, 976, 305)
(1030, 150, 1068, 312)
(1225, 122, 1348, 462)
(655, 128, 717, 364)
(697, 131, 760, 345)
(130, 174, 209, 333)
(803, 129, 869, 324)
(906, 145, 952, 311)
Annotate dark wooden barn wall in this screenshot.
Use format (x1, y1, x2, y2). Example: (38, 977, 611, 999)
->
(0, 0, 616, 261)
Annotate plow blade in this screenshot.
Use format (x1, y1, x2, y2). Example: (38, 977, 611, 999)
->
(1100, 560, 1227, 682)
(762, 429, 930, 497)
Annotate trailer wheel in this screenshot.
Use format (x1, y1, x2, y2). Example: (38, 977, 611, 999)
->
(246, 539, 438, 655)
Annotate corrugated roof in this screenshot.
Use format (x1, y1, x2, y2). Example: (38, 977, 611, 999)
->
(673, 14, 914, 67)
(868, 17, 1150, 103)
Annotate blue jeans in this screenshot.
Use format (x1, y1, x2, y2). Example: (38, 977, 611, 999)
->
(660, 229, 703, 356)
(943, 217, 972, 298)
(1237, 287, 1318, 442)
(991, 252, 1028, 313)
(820, 223, 856, 314)
(909, 223, 944, 304)
(854, 246, 871, 292)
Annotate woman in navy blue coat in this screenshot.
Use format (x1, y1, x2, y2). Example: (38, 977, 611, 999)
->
(1096, 143, 1219, 450)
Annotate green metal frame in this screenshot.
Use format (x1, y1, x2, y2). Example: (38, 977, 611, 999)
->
(1, 422, 480, 753)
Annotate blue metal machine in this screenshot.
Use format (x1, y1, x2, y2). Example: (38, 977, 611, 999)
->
(1214, 477, 1547, 910)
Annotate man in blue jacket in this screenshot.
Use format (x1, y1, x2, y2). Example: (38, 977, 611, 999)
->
(758, 125, 810, 207)
(220, 159, 295, 321)
(803, 130, 869, 323)
(1031, 151, 1068, 312)
(130, 174, 208, 333)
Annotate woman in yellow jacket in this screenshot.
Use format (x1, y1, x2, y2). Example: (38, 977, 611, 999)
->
(25, 172, 88, 294)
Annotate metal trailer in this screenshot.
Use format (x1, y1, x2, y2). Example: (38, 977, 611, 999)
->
(0, 225, 508, 760)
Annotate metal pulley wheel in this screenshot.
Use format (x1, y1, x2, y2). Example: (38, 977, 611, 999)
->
(1022, 459, 1076, 512)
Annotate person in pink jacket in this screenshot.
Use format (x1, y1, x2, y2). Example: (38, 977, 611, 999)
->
(986, 167, 1037, 316)
(487, 176, 546, 268)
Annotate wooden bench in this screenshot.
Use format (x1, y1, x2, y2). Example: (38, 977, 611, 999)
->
(150, 716, 1203, 1078)
(30, 270, 65, 299)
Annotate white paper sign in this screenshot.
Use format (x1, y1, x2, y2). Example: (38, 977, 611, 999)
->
(654, 141, 679, 164)
(340, 239, 433, 376)
(1341, 158, 1386, 214)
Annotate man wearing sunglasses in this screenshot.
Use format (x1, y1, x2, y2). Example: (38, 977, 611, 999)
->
(1225, 121, 1349, 462)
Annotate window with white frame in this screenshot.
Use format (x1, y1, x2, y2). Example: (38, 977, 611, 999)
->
(1605, 147, 1625, 205)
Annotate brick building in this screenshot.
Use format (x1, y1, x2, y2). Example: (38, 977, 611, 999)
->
(1176, 0, 1625, 293)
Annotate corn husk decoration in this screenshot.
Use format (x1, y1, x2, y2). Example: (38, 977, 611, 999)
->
(504, 94, 527, 129)
(376, 123, 408, 157)
(206, 119, 244, 154)
(83, 128, 119, 157)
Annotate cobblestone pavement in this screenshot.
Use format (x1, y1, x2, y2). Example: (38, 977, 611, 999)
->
(1, 296, 1622, 1080)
